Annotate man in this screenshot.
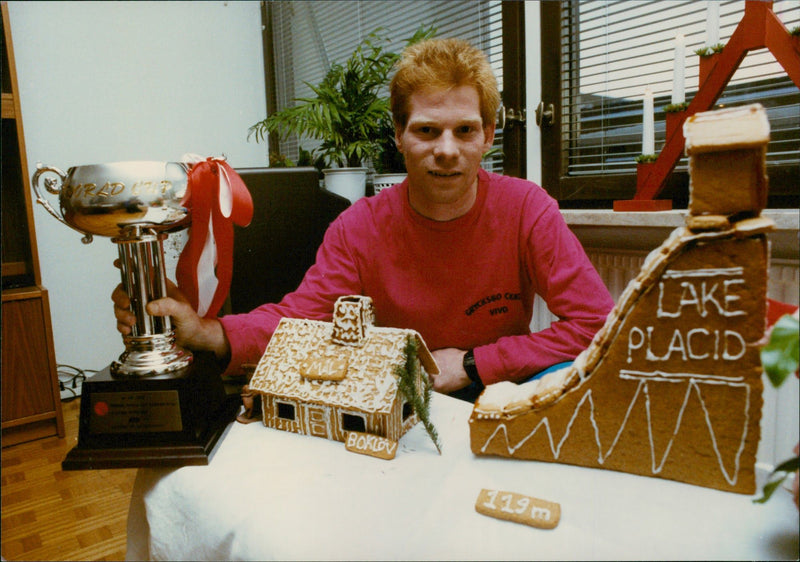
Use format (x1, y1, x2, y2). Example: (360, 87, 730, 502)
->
(114, 38, 613, 401)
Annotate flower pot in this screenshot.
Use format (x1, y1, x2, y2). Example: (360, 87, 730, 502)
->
(698, 52, 721, 86)
(665, 110, 688, 139)
(373, 173, 407, 195)
(323, 168, 368, 204)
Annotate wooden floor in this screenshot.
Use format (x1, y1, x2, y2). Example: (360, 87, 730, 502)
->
(1, 399, 137, 561)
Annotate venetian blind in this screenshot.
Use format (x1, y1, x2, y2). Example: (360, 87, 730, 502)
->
(560, 0, 800, 177)
(268, 0, 504, 171)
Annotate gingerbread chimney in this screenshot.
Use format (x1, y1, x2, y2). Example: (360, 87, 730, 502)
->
(684, 103, 770, 217)
(331, 295, 375, 347)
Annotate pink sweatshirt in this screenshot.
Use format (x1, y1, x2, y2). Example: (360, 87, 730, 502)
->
(220, 169, 613, 385)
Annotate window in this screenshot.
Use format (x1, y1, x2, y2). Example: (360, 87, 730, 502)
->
(402, 402, 413, 421)
(541, 0, 799, 207)
(341, 412, 366, 433)
(276, 401, 296, 421)
(262, 0, 514, 174)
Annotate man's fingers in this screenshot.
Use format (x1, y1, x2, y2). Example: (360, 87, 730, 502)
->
(111, 284, 130, 307)
(146, 298, 174, 317)
(146, 296, 194, 320)
(116, 320, 132, 336)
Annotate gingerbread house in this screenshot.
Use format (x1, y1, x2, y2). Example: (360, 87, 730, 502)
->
(248, 295, 439, 448)
(469, 104, 773, 494)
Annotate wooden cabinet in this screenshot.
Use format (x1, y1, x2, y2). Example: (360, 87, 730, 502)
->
(1, 2, 64, 446)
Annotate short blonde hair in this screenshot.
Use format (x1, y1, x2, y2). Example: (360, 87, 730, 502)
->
(390, 38, 500, 130)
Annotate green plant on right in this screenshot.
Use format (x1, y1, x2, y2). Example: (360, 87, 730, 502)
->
(754, 313, 799, 504)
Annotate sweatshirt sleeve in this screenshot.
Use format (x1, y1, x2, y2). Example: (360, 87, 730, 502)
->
(219, 215, 363, 375)
(474, 198, 614, 385)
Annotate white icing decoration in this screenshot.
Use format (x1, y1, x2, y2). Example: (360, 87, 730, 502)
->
(658, 269, 747, 319)
(661, 267, 744, 279)
(627, 327, 746, 363)
(346, 432, 398, 456)
(478, 370, 751, 486)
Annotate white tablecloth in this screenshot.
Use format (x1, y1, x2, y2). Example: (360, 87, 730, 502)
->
(126, 394, 798, 561)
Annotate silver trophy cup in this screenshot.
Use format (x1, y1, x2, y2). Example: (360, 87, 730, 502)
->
(32, 161, 193, 377)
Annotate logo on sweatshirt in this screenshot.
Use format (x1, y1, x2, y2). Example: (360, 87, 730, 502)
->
(465, 292, 521, 317)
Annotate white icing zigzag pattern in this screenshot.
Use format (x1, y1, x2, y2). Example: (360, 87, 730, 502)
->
(479, 369, 751, 486)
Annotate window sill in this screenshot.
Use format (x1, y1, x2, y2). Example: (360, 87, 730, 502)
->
(562, 209, 799, 260)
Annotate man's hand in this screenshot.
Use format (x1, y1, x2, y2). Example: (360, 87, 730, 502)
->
(111, 279, 230, 359)
(430, 348, 472, 393)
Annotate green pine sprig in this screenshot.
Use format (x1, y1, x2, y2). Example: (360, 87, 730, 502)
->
(664, 102, 689, 113)
(695, 43, 725, 56)
(396, 337, 442, 454)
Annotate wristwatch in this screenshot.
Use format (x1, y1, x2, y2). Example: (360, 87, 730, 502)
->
(463, 349, 483, 388)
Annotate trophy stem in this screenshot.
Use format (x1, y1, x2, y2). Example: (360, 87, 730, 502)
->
(112, 226, 192, 377)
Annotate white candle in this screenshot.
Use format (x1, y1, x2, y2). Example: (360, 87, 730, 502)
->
(672, 34, 685, 104)
(642, 87, 654, 155)
(706, 1, 720, 47)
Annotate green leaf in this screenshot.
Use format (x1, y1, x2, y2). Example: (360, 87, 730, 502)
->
(753, 474, 788, 504)
(760, 314, 800, 388)
(774, 456, 800, 473)
(753, 454, 799, 504)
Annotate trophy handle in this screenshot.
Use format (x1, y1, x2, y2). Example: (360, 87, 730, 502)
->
(32, 163, 94, 243)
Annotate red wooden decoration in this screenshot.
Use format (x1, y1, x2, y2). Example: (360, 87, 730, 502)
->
(614, 1, 800, 212)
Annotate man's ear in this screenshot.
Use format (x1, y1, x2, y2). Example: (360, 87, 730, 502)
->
(482, 123, 496, 152)
(394, 127, 404, 153)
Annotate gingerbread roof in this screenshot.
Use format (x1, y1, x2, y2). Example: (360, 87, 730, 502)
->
(248, 297, 438, 415)
(683, 103, 770, 155)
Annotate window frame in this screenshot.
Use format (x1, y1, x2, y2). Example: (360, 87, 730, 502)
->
(259, 0, 524, 178)
(539, 0, 799, 209)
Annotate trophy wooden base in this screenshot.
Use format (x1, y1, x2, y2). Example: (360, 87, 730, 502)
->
(62, 353, 239, 470)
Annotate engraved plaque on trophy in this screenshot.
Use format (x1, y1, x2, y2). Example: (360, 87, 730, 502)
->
(32, 161, 237, 469)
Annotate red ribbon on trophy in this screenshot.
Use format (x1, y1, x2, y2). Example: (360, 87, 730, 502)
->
(176, 156, 253, 318)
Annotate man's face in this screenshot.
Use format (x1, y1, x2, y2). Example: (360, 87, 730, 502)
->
(396, 85, 495, 221)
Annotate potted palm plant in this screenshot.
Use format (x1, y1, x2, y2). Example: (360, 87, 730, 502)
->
(373, 114, 407, 195)
(249, 26, 434, 203)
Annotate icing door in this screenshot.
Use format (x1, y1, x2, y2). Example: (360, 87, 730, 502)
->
(306, 406, 331, 439)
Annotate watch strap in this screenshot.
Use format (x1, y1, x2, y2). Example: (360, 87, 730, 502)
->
(463, 349, 483, 388)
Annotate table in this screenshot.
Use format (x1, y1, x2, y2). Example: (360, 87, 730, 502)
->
(126, 394, 798, 561)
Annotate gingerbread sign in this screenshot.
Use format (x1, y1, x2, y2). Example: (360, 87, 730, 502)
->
(469, 105, 773, 494)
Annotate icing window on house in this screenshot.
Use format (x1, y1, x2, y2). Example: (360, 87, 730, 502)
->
(277, 402, 296, 421)
(341, 413, 367, 433)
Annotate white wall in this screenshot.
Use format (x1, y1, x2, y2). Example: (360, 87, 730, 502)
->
(8, 0, 268, 371)
(525, 1, 542, 185)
